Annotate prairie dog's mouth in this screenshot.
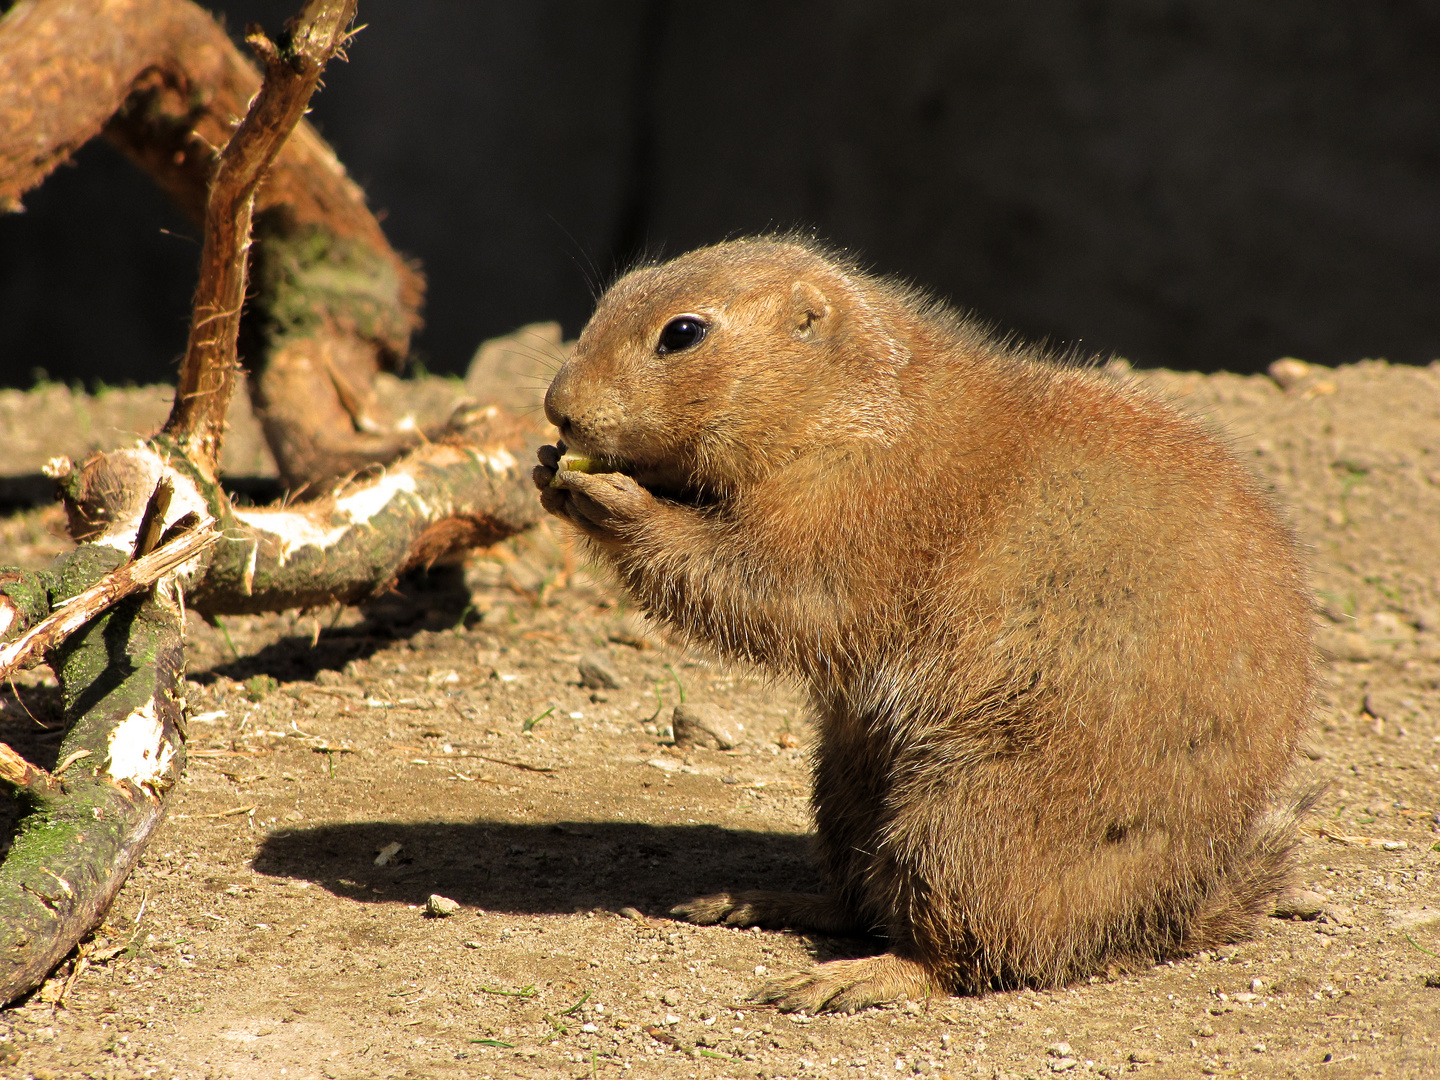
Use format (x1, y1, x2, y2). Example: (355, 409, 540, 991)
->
(549, 441, 625, 489)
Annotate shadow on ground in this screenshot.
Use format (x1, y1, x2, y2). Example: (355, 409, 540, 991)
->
(196, 565, 474, 685)
(254, 820, 824, 920)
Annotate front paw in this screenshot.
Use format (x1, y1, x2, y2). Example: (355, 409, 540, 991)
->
(539, 465, 653, 543)
(755, 954, 936, 1014)
(532, 442, 564, 490)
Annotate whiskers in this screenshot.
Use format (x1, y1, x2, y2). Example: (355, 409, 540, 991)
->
(548, 215, 606, 304)
(466, 324, 571, 413)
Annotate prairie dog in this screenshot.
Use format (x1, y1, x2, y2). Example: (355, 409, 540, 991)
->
(534, 237, 1313, 1012)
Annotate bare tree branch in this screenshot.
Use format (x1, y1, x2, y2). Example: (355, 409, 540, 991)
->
(163, 0, 360, 475)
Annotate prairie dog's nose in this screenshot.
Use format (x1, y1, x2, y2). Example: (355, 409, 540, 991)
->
(543, 366, 574, 437)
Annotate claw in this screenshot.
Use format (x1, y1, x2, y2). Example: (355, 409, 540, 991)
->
(751, 954, 936, 1014)
(669, 895, 728, 925)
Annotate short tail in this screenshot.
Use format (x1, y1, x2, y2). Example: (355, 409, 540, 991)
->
(1185, 783, 1325, 950)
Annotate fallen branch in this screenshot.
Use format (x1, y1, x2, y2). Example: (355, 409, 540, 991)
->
(0, 0, 364, 1007)
(60, 408, 537, 617)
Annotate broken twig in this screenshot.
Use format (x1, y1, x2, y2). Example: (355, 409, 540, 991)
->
(0, 524, 217, 682)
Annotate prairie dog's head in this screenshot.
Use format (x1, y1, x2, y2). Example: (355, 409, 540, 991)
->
(544, 238, 910, 498)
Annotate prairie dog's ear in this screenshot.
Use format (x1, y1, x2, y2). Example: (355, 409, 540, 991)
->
(790, 281, 832, 341)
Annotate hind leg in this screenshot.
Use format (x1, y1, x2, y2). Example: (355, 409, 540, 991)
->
(670, 890, 861, 935)
(758, 952, 935, 1013)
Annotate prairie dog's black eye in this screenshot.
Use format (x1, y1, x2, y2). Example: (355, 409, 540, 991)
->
(656, 316, 707, 355)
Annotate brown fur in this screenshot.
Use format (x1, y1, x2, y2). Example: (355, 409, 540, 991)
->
(533, 238, 1314, 1011)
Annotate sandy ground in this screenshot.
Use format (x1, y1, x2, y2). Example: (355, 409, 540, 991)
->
(0, 357, 1438, 1080)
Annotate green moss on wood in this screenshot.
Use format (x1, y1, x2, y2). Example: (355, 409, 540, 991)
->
(51, 545, 124, 605)
(253, 213, 410, 354)
(0, 567, 58, 642)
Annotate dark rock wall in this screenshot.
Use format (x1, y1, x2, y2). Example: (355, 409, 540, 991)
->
(2, 1, 1437, 386)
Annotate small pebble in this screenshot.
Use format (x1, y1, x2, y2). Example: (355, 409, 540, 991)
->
(1267, 357, 1310, 390)
(1273, 888, 1326, 920)
(426, 894, 461, 918)
(578, 651, 623, 690)
(673, 703, 743, 749)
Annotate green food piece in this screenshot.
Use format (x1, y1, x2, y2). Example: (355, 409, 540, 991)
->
(549, 454, 615, 487)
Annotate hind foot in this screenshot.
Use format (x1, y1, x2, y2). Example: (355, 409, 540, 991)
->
(670, 890, 859, 935)
(756, 953, 936, 1014)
